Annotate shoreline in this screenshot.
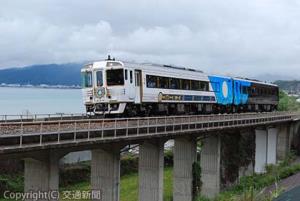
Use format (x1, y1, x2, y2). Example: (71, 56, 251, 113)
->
(0, 85, 81, 90)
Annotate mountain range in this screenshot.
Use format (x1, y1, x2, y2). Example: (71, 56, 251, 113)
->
(0, 63, 83, 86)
(0, 63, 299, 91)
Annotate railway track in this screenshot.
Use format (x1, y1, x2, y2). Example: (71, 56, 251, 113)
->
(0, 112, 297, 136)
(0, 111, 298, 153)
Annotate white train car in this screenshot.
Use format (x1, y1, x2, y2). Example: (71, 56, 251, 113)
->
(81, 56, 217, 115)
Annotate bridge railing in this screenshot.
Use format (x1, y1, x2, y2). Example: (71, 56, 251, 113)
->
(0, 112, 297, 135)
(0, 112, 298, 151)
(0, 113, 88, 122)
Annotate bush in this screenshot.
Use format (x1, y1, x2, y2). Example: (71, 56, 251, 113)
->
(210, 154, 300, 201)
(278, 90, 300, 111)
(121, 155, 139, 176)
(61, 151, 174, 186)
(60, 163, 90, 186)
(0, 174, 23, 197)
(164, 150, 174, 167)
(192, 161, 202, 200)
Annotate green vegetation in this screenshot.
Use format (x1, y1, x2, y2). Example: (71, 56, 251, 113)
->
(57, 152, 300, 201)
(278, 90, 300, 111)
(196, 153, 299, 201)
(0, 174, 23, 201)
(119, 167, 173, 201)
(192, 161, 202, 199)
(0, 174, 23, 194)
(59, 157, 300, 201)
(59, 167, 173, 201)
(0, 168, 173, 201)
(1, 153, 300, 201)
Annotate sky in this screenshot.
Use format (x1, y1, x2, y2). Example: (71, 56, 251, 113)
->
(1, 0, 300, 80)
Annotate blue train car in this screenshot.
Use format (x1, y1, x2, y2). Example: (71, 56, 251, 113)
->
(232, 78, 278, 111)
(232, 78, 251, 106)
(208, 76, 278, 112)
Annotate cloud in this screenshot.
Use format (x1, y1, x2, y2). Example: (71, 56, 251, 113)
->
(0, 0, 300, 79)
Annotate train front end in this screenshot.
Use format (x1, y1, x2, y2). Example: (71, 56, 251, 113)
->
(81, 59, 129, 115)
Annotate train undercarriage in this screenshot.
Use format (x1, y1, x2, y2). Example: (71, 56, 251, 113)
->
(85, 102, 277, 117)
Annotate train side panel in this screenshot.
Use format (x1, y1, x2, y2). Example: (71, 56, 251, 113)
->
(208, 76, 234, 105)
(140, 67, 217, 104)
(233, 79, 251, 105)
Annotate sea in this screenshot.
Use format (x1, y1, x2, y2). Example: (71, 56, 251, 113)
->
(0, 87, 85, 115)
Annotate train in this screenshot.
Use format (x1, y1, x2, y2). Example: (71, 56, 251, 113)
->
(81, 56, 279, 116)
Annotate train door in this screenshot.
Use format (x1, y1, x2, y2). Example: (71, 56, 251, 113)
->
(134, 70, 142, 103)
(128, 70, 135, 99)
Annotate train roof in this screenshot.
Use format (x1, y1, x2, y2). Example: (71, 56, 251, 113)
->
(234, 77, 278, 87)
(208, 74, 233, 79)
(123, 61, 204, 74)
(82, 57, 278, 87)
(82, 59, 206, 74)
(208, 75, 277, 87)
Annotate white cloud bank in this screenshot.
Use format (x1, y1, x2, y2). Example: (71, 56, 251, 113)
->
(0, 0, 300, 79)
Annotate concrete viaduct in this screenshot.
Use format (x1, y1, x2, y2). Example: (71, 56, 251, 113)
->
(0, 112, 300, 201)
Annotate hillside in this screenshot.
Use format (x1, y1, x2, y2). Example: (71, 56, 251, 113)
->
(274, 80, 300, 94)
(0, 63, 83, 86)
(0, 63, 299, 90)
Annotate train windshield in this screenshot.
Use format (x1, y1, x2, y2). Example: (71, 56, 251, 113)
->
(106, 69, 124, 86)
(81, 71, 93, 88)
(96, 71, 103, 86)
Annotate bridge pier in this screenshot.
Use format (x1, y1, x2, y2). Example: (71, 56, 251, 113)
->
(91, 146, 120, 201)
(238, 130, 255, 178)
(255, 129, 267, 173)
(138, 140, 164, 201)
(173, 137, 197, 201)
(24, 153, 60, 201)
(254, 127, 278, 173)
(201, 135, 221, 199)
(267, 127, 278, 165)
(277, 124, 292, 161)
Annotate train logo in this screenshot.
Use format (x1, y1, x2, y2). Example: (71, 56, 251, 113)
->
(222, 81, 228, 98)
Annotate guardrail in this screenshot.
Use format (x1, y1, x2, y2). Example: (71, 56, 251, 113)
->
(0, 113, 88, 122)
(0, 112, 298, 152)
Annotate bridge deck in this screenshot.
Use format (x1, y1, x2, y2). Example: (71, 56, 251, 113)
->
(0, 112, 299, 154)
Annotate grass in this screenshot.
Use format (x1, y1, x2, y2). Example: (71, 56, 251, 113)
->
(2, 162, 300, 201)
(60, 161, 300, 201)
(209, 158, 300, 201)
(59, 167, 173, 201)
(1, 153, 300, 201)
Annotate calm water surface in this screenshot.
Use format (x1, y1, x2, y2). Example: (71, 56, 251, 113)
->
(0, 87, 85, 115)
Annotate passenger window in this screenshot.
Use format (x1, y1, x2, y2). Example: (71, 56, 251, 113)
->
(159, 77, 169, 89)
(145, 74, 209, 91)
(125, 70, 128, 80)
(182, 79, 190, 90)
(200, 82, 208, 91)
(170, 78, 180, 89)
(130, 71, 133, 83)
(191, 80, 199, 91)
(146, 75, 157, 88)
